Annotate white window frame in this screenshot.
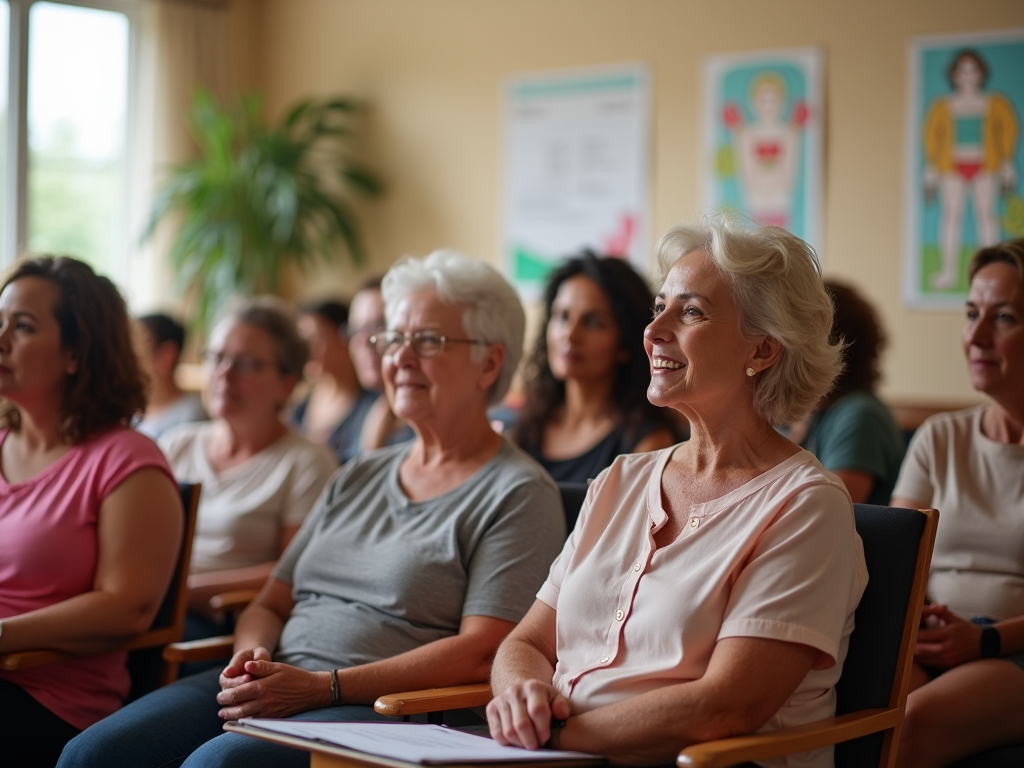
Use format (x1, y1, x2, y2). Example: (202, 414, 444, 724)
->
(2, 0, 140, 276)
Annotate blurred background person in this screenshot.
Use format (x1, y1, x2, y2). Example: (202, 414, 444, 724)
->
(161, 297, 336, 641)
(0, 256, 182, 767)
(134, 313, 207, 441)
(511, 252, 679, 484)
(794, 280, 905, 504)
(291, 300, 374, 463)
(346, 276, 412, 451)
(892, 238, 1024, 767)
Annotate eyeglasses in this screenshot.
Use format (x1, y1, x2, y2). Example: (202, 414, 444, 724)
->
(202, 350, 278, 375)
(345, 321, 386, 341)
(368, 330, 490, 358)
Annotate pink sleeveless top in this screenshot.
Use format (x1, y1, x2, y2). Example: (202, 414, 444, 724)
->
(0, 426, 175, 730)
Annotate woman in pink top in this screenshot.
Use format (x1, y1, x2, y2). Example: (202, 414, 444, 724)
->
(0, 256, 183, 768)
(487, 215, 868, 768)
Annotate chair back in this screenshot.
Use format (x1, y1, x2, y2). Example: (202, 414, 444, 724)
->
(557, 482, 589, 534)
(834, 504, 937, 768)
(125, 482, 201, 699)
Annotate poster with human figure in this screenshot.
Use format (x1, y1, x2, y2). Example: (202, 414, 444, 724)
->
(905, 30, 1024, 308)
(702, 47, 824, 250)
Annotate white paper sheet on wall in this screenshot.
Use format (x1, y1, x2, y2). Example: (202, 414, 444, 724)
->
(502, 63, 652, 299)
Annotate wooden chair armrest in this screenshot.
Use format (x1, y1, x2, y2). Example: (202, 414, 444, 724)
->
(374, 684, 493, 716)
(163, 635, 235, 664)
(1, 625, 188, 672)
(209, 589, 259, 612)
(677, 708, 900, 768)
(0, 625, 190, 673)
(0, 649, 75, 671)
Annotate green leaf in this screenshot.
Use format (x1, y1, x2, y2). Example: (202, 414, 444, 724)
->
(143, 89, 382, 338)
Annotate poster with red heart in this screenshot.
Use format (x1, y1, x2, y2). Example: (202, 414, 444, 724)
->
(702, 47, 824, 255)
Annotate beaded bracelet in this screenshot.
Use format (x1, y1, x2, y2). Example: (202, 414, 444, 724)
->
(329, 669, 341, 707)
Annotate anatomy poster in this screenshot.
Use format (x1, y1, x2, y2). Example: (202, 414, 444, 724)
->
(502, 63, 651, 297)
(905, 30, 1024, 308)
(702, 47, 824, 252)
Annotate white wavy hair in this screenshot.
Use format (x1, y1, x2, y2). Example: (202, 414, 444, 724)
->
(655, 214, 841, 425)
(381, 250, 525, 405)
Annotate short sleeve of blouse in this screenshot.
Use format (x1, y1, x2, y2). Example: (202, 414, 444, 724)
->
(95, 428, 176, 498)
(282, 440, 338, 528)
(719, 482, 865, 667)
(272, 460, 350, 586)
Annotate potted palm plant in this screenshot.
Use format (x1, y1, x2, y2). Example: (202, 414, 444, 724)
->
(144, 89, 382, 334)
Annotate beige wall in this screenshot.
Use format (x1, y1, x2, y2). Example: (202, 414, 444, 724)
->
(243, 0, 1024, 403)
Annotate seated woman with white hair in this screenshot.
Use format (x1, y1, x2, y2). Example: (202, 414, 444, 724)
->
(486, 216, 867, 768)
(58, 251, 566, 768)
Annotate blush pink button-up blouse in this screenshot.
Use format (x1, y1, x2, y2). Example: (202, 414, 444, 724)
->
(537, 447, 867, 768)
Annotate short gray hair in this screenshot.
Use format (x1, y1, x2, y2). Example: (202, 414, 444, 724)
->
(212, 295, 309, 379)
(655, 214, 841, 425)
(382, 250, 525, 405)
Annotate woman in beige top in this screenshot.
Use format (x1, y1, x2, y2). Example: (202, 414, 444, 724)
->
(891, 238, 1024, 767)
(160, 297, 336, 639)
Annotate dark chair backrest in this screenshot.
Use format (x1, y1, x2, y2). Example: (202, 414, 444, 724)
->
(834, 504, 929, 768)
(557, 482, 589, 534)
(126, 482, 200, 700)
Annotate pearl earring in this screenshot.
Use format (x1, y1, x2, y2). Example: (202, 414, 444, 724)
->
(746, 367, 755, 377)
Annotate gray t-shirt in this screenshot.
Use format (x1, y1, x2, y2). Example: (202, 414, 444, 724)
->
(272, 438, 565, 671)
(136, 392, 207, 441)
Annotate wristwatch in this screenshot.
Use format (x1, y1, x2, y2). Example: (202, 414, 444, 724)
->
(980, 626, 1002, 658)
(545, 719, 566, 749)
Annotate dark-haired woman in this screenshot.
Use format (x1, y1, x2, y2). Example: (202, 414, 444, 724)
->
(511, 253, 679, 484)
(0, 256, 183, 767)
(290, 300, 375, 463)
(795, 280, 905, 504)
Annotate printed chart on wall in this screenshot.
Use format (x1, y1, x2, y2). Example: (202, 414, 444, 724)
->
(904, 29, 1024, 308)
(701, 47, 824, 253)
(502, 63, 651, 298)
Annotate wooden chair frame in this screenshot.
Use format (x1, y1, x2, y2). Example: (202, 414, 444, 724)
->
(0, 483, 202, 690)
(374, 508, 938, 768)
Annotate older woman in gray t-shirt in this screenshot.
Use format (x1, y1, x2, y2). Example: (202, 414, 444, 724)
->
(59, 251, 566, 768)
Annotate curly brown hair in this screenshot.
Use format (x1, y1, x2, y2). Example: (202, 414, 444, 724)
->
(822, 279, 887, 406)
(0, 255, 147, 443)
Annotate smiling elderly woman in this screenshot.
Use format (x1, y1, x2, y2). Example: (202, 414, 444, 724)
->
(59, 251, 566, 768)
(487, 216, 868, 768)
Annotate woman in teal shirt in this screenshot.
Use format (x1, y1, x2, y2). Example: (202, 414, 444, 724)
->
(799, 280, 905, 504)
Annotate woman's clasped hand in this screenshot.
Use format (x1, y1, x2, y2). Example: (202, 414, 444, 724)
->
(214, 646, 333, 720)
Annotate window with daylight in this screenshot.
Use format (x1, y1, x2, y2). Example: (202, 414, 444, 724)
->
(1, 0, 136, 283)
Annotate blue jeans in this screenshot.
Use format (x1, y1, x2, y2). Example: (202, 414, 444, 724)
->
(56, 668, 390, 768)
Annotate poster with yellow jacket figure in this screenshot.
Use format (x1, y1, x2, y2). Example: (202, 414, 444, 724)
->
(906, 30, 1024, 307)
